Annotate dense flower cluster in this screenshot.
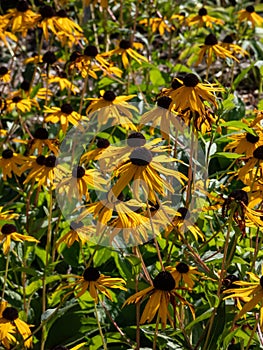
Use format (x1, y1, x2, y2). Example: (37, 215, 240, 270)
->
(0, 0, 263, 349)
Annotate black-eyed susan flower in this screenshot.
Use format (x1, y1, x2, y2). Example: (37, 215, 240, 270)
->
(56, 221, 92, 248)
(221, 35, 248, 58)
(55, 9, 84, 38)
(224, 271, 263, 327)
(222, 189, 263, 236)
(123, 270, 194, 328)
(71, 45, 110, 79)
(167, 263, 201, 288)
(56, 165, 107, 201)
(0, 67, 11, 83)
(224, 125, 263, 158)
(164, 207, 204, 241)
(161, 73, 222, 116)
(27, 127, 59, 155)
(0, 16, 17, 47)
(238, 5, 263, 28)
(179, 107, 216, 133)
(0, 301, 33, 348)
(103, 40, 148, 68)
(139, 16, 175, 36)
(140, 96, 182, 140)
(86, 90, 137, 129)
(238, 145, 263, 182)
(3, 0, 39, 36)
(0, 207, 18, 221)
(22, 155, 60, 188)
(0, 149, 26, 180)
(37, 5, 58, 41)
(80, 138, 110, 165)
(45, 71, 80, 94)
(6, 93, 39, 113)
(0, 224, 38, 255)
(187, 7, 224, 28)
(196, 33, 239, 68)
(65, 266, 126, 303)
(111, 146, 187, 202)
(44, 103, 82, 133)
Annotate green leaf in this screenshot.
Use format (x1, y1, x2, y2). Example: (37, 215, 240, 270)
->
(232, 63, 253, 90)
(221, 120, 256, 134)
(149, 69, 165, 86)
(211, 152, 242, 159)
(185, 308, 214, 330)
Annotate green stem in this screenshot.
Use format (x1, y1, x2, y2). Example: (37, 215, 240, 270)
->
(1, 250, 10, 299)
(94, 302, 107, 350)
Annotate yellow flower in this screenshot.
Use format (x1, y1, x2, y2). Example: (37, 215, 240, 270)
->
(224, 125, 263, 158)
(187, 7, 224, 28)
(45, 72, 80, 94)
(6, 93, 39, 113)
(0, 224, 38, 255)
(70, 45, 110, 79)
(111, 146, 187, 202)
(238, 5, 263, 28)
(140, 96, 182, 140)
(65, 266, 126, 303)
(80, 137, 110, 165)
(221, 35, 249, 58)
(4, 1, 39, 36)
(161, 73, 222, 116)
(103, 40, 148, 68)
(56, 165, 108, 201)
(123, 270, 194, 328)
(0, 301, 33, 348)
(238, 145, 263, 182)
(167, 263, 202, 288)
(0, 16, 17, 47)
(56, 221, 93, 248)
(139, 16, 175, 36)
(164, 207, 204, 241)
(44, 103, 82, 133)
(0, 149, 26, 180)
(27, 127, 59, 155)
(179, 107, 216, 133)
(224, 271, 263, 328)
(86, 90, 137, 129)
(0, 207, 18, 221)
(0, 67, 11, 83)
(196, 33, 239, 68)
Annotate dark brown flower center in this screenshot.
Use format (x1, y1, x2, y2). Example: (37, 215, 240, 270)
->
(56, 9, 68, 17)
(12, 96, 22, 103)
(171, 78, 183, 90)
(20, 80, 30, 91)
(2, 307, 18, 321)
(83, 266, 100, 281)
(0, 67, 8, 76)
(153, 271, 175, 291)
(198, 7, 207, 16)
(246, 5, 255, 13)
(34, 128, 48, 140)
(176, 262, 189, 274)
(129, 147, 152, 166)
(205, 33, 218, 46)
(70, 221, 84, 230)
(119, 40, 132, 50)
(229, 189, 248, 206)
(43, 51, 57, 65)
(103, 91, 116, 102)
(45, 155, 56, 168)
(36, 155, 46, 166)
(157, 96, 172, 109)
(39, 5, 56, 18)
(97, 138, 110, 148)
(127, 132, 146, 147)
(222, 35, 233, 44)
(72, 166, 85, 178)
(253, 145, 263, 159)
(58, 71, 67, 79)
(16, 0, 29, 12)
(246, 132, 259, 144)
(260, 276, 263, 288)
(223, 274, 239, 288)
(84, 45, 98, 57)
(61, 103, 73, 114)
(183, 74, 199, 87)
(1, 224, 17, 235)
(177, 207, 190, 220)
(2, 149, 13, 159)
